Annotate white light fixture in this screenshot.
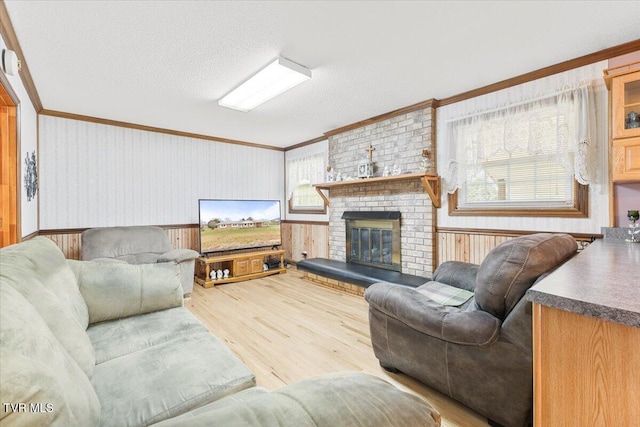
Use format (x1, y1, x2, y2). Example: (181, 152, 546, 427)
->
(1, 49, 20, 76)
(219, 56, 311, 112)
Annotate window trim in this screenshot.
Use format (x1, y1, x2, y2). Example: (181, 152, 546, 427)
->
(447, 181, 589, 218)
(286, 148, 328, 215)
(287, 196, 327, 215)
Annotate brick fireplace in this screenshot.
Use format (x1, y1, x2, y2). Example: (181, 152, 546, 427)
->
(327, 179, 434, 278)
(325, 105, 437, 279)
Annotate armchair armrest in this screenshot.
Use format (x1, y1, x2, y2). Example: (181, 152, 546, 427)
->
(158, 248, 200, 264)
(68, 259, 183, 324)
(365, 283, 499, 346)
(432, 261, 479, 292)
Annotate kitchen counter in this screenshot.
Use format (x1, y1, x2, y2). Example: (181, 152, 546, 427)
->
(526, 238, 640, 328)
(527, 238, 640, 426)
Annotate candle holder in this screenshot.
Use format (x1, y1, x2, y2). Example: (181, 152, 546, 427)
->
(626, 210, 640, 243)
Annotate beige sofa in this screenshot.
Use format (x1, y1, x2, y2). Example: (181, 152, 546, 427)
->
(0, 237, 440, 427)
(81, 226, 200, 297)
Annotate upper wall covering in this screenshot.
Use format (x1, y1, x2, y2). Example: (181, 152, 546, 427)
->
(38, 116, 284, 229)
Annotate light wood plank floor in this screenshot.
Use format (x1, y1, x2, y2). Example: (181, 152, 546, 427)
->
(185, 269, 489, 427)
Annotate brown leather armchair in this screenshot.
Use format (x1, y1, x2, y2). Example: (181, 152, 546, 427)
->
(364, 233, 577, 427)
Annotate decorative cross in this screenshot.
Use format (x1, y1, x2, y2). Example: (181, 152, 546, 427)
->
(365, 144, 375, 162)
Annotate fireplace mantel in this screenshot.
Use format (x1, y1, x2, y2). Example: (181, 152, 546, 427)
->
(314, 172, 441, 208)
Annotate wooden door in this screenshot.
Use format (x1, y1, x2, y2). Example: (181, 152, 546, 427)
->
(0, 78, 19, 247)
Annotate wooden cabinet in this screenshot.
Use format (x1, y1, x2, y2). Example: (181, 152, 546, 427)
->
(605, 62, 640, 182)
(612, 136, 640, 181)
(611, 69, 640, 139)
(195, 250, 286, 288)
(533, 303, 640, 426)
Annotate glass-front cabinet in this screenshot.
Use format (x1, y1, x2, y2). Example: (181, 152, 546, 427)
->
(612, 69, 640, 139)
(605, 61, 640, 182)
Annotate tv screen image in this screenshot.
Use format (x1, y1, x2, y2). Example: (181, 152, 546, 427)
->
(198, 199, 282, 254)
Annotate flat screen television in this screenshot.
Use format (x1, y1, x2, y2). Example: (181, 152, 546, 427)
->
(198, 199, 282, 254)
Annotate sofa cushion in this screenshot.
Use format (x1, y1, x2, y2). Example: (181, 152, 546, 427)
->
(0, 285, 101, 426)
(0, 237, 95, 377)
(87, 307, 209, 364)
(155, 372, 441, 427)
(166, 387, 270, 420)
(70, 260, 183, 324)
(91, 330, 255, 427)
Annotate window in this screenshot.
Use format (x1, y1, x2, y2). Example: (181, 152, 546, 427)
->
(445, 84, 594, 217)
(286, 151, 326, 214)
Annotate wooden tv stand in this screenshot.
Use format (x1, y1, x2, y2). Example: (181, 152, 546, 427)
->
(195, 249, 286, 288)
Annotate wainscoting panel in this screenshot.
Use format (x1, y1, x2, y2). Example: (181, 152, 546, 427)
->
(437, 229, 597, 267)
(43, 232, 83, 260)
(438, 232, 512, 265)
(281, 221, 329, 263)
(165, 226, 199, 252)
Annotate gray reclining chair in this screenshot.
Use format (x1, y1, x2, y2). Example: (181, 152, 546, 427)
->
(81, 226, 200, 297)
(364, 233, 577, 427)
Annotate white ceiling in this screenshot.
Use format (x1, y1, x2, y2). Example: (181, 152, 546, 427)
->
(5, 1, 640, 149)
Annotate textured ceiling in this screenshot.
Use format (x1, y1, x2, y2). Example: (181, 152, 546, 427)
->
(5, 1, 640, 148)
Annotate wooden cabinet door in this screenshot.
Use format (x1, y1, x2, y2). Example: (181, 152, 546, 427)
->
(612, 136, 640, 181)
(249, 257, 263, 273)
(234, 259, 250, 276)
(612, 70, 640, 139)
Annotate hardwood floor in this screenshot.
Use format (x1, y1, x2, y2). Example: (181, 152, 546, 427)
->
(185, 269, 489, 427)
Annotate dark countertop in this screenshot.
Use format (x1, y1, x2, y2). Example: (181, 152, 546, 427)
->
(526, 239, 640, 328)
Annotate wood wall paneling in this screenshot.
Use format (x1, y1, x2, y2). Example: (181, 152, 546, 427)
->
(42, 231, 82, 260)
(437, 229, 596, 266)
(281, 221, 329, 263)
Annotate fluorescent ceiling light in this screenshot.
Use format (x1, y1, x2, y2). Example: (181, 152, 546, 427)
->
(219, 57, 311, 112)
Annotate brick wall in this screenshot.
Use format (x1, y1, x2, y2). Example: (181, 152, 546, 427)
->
(327, 106, 436, 278)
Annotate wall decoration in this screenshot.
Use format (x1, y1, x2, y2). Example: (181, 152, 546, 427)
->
(24, 150, 38, 202)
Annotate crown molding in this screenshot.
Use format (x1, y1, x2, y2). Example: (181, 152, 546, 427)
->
(284, 135, 328, 152)
(40, 109, 285, 152)
(0, 0, 42, 111)
(323, 99, 439, 138)
(284, 39, 640, 150)
(439, 38, 640, 107)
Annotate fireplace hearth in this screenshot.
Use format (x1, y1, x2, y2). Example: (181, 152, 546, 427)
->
(343, 211, 401, 272)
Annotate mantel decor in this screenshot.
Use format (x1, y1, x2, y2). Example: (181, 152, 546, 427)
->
(314, 172, 441, 208)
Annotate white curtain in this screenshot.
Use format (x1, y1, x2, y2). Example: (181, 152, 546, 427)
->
(441, 61, 605, 195)
(286, 152, 326, 199)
